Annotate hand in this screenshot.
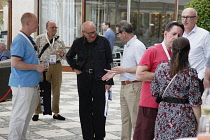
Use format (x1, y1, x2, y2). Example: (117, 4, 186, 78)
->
(102, 69, 116, 81)
(36, 65, 45, 72)
(74, 69, 82, 75)
(112, 66, 125, 74)
(105, 85, 112, 91)
(56, 49, 64, 56)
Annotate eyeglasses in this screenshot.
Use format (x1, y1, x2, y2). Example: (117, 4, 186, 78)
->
(116, 32, 121, 36)
(181, 16, 196, 20)
(84, 31, 96, 35)
(49, 26, 58, 29)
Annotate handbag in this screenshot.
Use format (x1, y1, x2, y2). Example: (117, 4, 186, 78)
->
(39, 71, 52, 115)
(156, 74, 177, 103)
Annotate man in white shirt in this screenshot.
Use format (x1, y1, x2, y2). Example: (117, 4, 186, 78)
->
(102, 20, 146, 140)
(182, 8, 210, 93)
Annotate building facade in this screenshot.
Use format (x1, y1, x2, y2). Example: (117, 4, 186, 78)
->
(0, 0, 192, 58)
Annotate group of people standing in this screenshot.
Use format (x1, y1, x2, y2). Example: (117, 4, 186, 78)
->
(7, 7, 210, 140)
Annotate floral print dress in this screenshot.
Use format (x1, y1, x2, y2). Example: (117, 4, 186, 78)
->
(151, 62, 202, 140)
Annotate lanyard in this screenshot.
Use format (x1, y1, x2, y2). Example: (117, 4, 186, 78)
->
(19, 32, 34, 49)
(162, 42, 171, 61)
(45, 33, 55, 49)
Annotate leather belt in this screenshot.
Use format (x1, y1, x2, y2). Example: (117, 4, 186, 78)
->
(121, 80, 139, 85)
(40, 60, 60, 63)
(82, 69, 94, 74)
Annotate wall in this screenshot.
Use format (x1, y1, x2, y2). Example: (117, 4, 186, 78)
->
(12, 0, 38, 39)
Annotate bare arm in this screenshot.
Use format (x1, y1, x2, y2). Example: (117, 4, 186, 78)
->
(111, 66, 137, 74)
(136, 65, 155, 82)
(192, 106, 201, 124)
(11, 57, 45, 72)
(102, 66, 137, 81)
(203, 66, 210, 89)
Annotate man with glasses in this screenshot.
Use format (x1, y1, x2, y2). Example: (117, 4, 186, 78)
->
(133, 21, 184, 140)
(181, 8, 210, 93)
(66, 21, 113, 140)
(32, 21, 66, 121)
(102, 20, 146, 140)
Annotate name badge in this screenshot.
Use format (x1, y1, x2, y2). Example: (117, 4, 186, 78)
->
(49, 55, 56, 64)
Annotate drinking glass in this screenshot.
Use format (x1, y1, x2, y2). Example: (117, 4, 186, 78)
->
(197, 88, 210, 140)
(202, 88, 210, 120)
(41, 55, 49, 70)
(56, 47, 64, 56)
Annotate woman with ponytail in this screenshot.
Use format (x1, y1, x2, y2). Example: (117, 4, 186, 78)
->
(151, 37, 202, 140)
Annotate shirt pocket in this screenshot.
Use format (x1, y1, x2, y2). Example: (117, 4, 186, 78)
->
(97, 49, 106, 59)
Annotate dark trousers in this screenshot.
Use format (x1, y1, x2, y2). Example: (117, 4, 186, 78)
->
(77, 73, 106, 140)
(133, 106, 158, 140)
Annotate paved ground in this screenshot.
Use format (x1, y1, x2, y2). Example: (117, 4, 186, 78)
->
(0, 72, 122, 140)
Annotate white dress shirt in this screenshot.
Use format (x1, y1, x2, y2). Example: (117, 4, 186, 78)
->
(183, 25, 210, 80)
(120, 35, 146, 81)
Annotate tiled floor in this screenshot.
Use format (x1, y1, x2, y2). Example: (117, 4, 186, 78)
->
(0, 72, 122, 140)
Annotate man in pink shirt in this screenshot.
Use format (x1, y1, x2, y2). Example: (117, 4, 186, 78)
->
(133, 21, 184, 140)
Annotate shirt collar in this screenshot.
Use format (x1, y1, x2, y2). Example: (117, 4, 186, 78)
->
(46, 33, 58, 39)
(183, 25, 197, 36)
(83, 35, 98, 45)
(125, 35, 137, 47)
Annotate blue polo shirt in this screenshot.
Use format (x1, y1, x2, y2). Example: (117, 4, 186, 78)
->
(9, 32, 41, 87)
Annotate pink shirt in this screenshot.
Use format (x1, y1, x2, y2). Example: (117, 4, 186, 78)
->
(138, 44, 172, 108)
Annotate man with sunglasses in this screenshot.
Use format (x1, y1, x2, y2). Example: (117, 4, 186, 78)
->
(32, 21, 66, 121)
(181, 8, 210, 94)
(66, 21, 113, 140)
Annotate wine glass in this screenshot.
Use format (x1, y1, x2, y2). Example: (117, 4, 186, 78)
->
(41, 55, 49, 70)
(56, 47, 64, 56)
(197, 88, 210, 139)
(202, 88, 210, 120)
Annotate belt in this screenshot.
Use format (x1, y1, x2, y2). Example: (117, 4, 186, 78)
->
(82, 69, 94, 74)
(162, 97, 189, 104)
(121, 80, 139, 85)
(40, 60, 60, 63)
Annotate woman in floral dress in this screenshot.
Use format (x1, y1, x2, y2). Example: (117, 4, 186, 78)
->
(151, 37, 202, 140)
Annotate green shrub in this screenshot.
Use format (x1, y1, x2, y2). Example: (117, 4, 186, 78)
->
(184, 0, 210, 32)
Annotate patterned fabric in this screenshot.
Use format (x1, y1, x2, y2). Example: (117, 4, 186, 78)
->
(35, 34, 66, 62)
(151, 62, 202, 140)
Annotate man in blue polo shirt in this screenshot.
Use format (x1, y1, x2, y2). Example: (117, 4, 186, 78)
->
(8, 12, 45, 140)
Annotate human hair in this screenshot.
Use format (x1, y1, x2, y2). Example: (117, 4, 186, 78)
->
(103, 21, 110, 27)
(115, 20, 133, 34)
(183, 8, 198, 17)
(45, 20, 55, 28)
(0, 42, 6, 48)
(82, 21, 96, 31)
(165, 21, 184, 33)
(21, 12, 34, 26)
(169, 37, 190, 76)
(46, 21, 50, 27)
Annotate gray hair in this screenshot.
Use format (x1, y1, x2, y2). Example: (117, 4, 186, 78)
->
(0, 43, 6, 48)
